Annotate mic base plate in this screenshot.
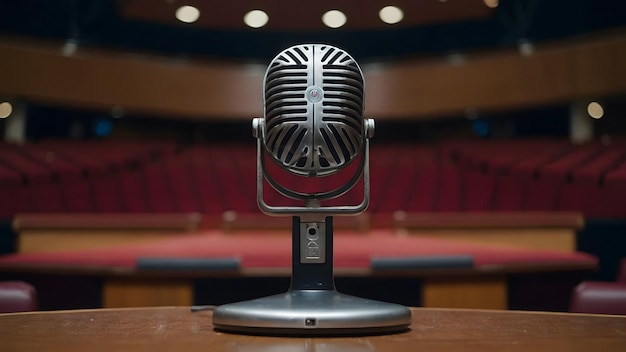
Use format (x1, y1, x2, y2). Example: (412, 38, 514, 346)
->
(212, 289, 412, 336)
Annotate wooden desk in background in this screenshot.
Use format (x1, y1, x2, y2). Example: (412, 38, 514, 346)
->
(2, 211, 595, 311)
(0, 231, 597, 311)
(392, 211, 584, 252)
(1, 307, 625, 351)
(12, 213, 204, 253)
(12, 211, 583, 254)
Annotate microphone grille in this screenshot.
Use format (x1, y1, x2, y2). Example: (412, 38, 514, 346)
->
(263, 44, 365, 176)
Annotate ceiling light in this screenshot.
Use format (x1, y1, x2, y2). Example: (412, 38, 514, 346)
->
(0, 102, 13, 119)
(244, 10, 269, 28)
(111, 106, 125, 119)
(61, 39, 78, 57)
(322, 10, 347, 28)
(483, 0, 499, 8)
(587, 102, 604, 119)
(446, 52, 466, 66)
(379, 6, 404, 24)
(518, 38, 535, 57)
(176, 5, 200, 23)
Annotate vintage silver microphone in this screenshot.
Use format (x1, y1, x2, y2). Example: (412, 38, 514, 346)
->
(212, 44, 411, 335)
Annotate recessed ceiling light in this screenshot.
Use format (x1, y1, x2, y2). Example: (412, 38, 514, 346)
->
(244, 10, 269, 28)
(61, 39, 78, 57)
(483, 0, 499, 8)
(322, 10, 347, 28)
(111, 106, 125, 119)
(176, 5, 200, 23)
(0, 102, 13, 119)
(587, 102, 604, 119)
(379, 6, 404, 24)
(518, 38, 535, 57)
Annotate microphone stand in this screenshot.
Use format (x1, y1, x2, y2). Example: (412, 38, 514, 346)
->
(212, 128, 411, 335)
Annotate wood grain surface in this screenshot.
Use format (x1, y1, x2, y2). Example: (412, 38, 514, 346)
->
(1, 307, 625, 351)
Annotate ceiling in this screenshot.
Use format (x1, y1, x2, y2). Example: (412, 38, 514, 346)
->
(120, 0, 494, 31)
(1, 0, 625, 63)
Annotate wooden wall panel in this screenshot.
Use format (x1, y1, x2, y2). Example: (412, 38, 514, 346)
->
(1, 32, 625, 120)
(103, 278, 193, 308)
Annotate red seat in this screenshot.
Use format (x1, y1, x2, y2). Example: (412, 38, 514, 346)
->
(434, 166, 460, 212)
(0, 281, 38, 313)
(572, 149, 623, 186)
(540, 145, 600, 182)
(618, 258, 626, 283)
(143, 164, 175, 213)
(119, 170, 149, 212)
(524, 180, 559, 211)
(406, 167, 437, 212)
(569, 281, 626, 315)
(462, 171, 495, 211)
(61, 179, 95, 212)
(493, 177, 524, 211)
(92, 174, 123, 212)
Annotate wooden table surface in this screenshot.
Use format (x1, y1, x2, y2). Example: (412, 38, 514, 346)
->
(1, 307, 625, 351)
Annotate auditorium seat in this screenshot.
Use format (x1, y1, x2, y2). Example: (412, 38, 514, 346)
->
(0, 147, 54, 183)
(376, 161, 416, 213)
(487, 142, 544, 174)
(215, 166, 256, 213)
(92, 173, 124, 212)
(524, 179, 559, 211)
(492, 176, 524, 211)
(570, 257, 626, 315)
(10, 143, 83, 181)
(618, 258, 626, 283)
(540, 145, 601, 182)
(369, 159, 396, 213)
(118, 169, 149, 212)
(434, 166, 460, 211)
(0, 186, 30, 219)
(27, 182, 66, 213)
(462, 171, 495, 211)
(0, 164, 22, 187)
(556, 184, 590, 214)
(193, 167, 225, 214)
(0, 281, 38, 313)
(569, 281, 626, 315)
(164, 160, 200, 213)
(508, 144, 572, 180)
(405, 167, 437, 212)
(604, 167, 626, 188)
(61, 179, 95, 213)
(143, 163, 176, 213)
(572, 148, 623, 186)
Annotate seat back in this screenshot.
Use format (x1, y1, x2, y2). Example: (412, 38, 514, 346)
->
(618, 258, 626, 282)
(0, 281, 38, 313)
(570, 281, 626, 315)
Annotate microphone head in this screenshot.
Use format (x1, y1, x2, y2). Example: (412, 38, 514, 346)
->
(262, 44, 365, 177)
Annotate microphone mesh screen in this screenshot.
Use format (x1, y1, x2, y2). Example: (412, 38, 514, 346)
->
(263, 44, 364, 176)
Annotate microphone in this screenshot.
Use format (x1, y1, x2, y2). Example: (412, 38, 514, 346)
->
(253, 44, 374, 213)
(263, 44, 367, 177)
(213, 44, 411, 335)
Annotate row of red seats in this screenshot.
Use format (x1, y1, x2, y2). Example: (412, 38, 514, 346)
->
(0, 140, 176, 187)
(1, 140, 625, 218)
(445, 138, 626, 188)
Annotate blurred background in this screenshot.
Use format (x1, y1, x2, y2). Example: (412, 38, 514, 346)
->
(0, 0, 626, 312)
(1, 0, 624, 143)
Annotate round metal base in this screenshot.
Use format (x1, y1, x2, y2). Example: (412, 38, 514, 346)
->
(212, 290, 412, 336)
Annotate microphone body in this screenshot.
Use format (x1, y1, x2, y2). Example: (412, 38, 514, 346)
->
(262, 44, 365, 177)
(253, 44, 374, 215)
